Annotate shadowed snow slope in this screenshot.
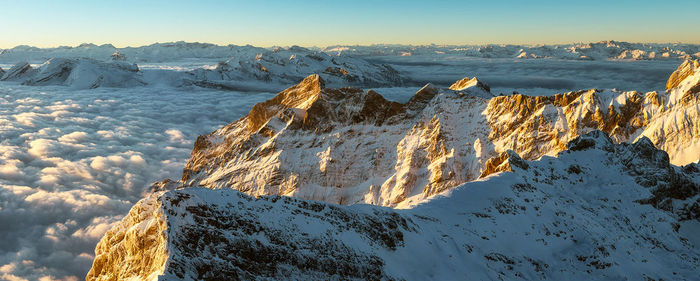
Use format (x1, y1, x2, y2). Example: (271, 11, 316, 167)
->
(181, 60, 700, 207)
(87, 131, 700, 280)
(0, 47, 403, 90)
(1, 58, 145, 89)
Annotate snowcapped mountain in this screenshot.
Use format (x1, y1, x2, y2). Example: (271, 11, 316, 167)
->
(184, 45, 402, 90)
(322, 41, 700, 61)
(86, 131, 700, 280)
(1, 58, 145, 89)
(0, 42, 236, 63)
(0, 45, 403, 90)
(2, 41, 698, 66)
(179, 60, 700, 207)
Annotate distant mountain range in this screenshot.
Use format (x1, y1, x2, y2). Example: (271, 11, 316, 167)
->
(1, 41, 698, 63)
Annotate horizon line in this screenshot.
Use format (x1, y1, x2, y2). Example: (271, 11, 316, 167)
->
(3, 39, 700, 50)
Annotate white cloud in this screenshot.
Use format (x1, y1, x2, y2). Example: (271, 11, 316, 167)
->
(165, 129, 188, 144)
(58, 132, 90, 144)
(0, 84, 274, 280)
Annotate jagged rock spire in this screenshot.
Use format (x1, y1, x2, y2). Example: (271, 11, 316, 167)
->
(449, 76, 490, 92)
(666, 59, 699, 90)
(247, 74, 325, 133)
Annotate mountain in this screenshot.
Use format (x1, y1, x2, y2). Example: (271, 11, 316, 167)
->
(86, 131, 700, 280)
(179, 60, 700, 207)
(2, 41, 698, 65)
(0, 45, 404, 90)
(185, 45, 403, 90)
(0, 58, 145, 89)
(0, 42, 227, 63)
(1, 61, 37, 81)
(322, 41, 700, 61)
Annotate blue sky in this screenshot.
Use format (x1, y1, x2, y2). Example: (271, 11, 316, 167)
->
(2, 0, 699, 48)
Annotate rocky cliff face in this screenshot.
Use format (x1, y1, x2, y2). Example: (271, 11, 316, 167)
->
(87, 131, 700, 280)
(180, 60, 700, 207)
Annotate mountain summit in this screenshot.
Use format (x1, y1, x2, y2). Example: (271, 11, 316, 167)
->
(87, 131, 700, 280)
(180, 60, 700, 207)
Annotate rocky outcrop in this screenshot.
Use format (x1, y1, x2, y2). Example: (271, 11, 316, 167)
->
(110, 51, 126, 61)
(179, 60, 700, 207)
(449, 76, 490, 92)
(564, 131, 700, 220)
(88, 131, 700, 280)
(487, 59, 700, 165)
(86, 193, 168, 280)
(479, 150, 529, 178)
(148, 178, 179, 193)
(666, 59, 699, 90)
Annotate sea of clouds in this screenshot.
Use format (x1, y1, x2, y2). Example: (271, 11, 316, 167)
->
(0, 56, 686, 280)
(0, 83, 273, 280)
(369, 55, 681, 96)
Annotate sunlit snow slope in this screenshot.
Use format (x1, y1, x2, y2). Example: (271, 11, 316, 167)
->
(180, 60, 700, 207)
(87, 131, 699, 280)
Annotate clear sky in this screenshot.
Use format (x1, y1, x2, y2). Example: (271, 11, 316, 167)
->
(2, 0, 699, 48)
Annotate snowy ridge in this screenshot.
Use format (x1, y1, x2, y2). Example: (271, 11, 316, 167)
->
(87, 131, 700, 280)
(322, 41, 700, 61)
(0, 42, 242, 63)
(5, 58, 146, 89)
(0, 46, 403, 90)
(184, 45, 402, 90)
(179, 60, 700, 207)
(2, 41, 698, 65)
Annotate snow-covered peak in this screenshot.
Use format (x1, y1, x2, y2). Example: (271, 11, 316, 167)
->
(110, 51, 126, 61)
(448, 76, 490, 92)
(179, 65, 700, 207)
(187, 46, 404, 90)
(320, 41, 700, 61)
(246, 74, 325, 133)
(666, 59, 700, 105)
(88, 130, 700, 280)
(13, 58, 145, 89)
(1, 61, 35, 81)
(566, 130, 616, 152)
(447, 76, 493, 98)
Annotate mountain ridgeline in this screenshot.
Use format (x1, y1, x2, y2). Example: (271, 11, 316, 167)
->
(180, 59, 700, 207)
(87, 60, 700, 280)
(87, 131, 699, 280)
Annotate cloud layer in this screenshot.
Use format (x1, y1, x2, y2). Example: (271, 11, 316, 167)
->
(370, 55, 681, 95)
(0, 84, 272, 280)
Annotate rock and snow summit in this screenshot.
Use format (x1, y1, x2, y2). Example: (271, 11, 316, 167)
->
(86, 59, 700, 280)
